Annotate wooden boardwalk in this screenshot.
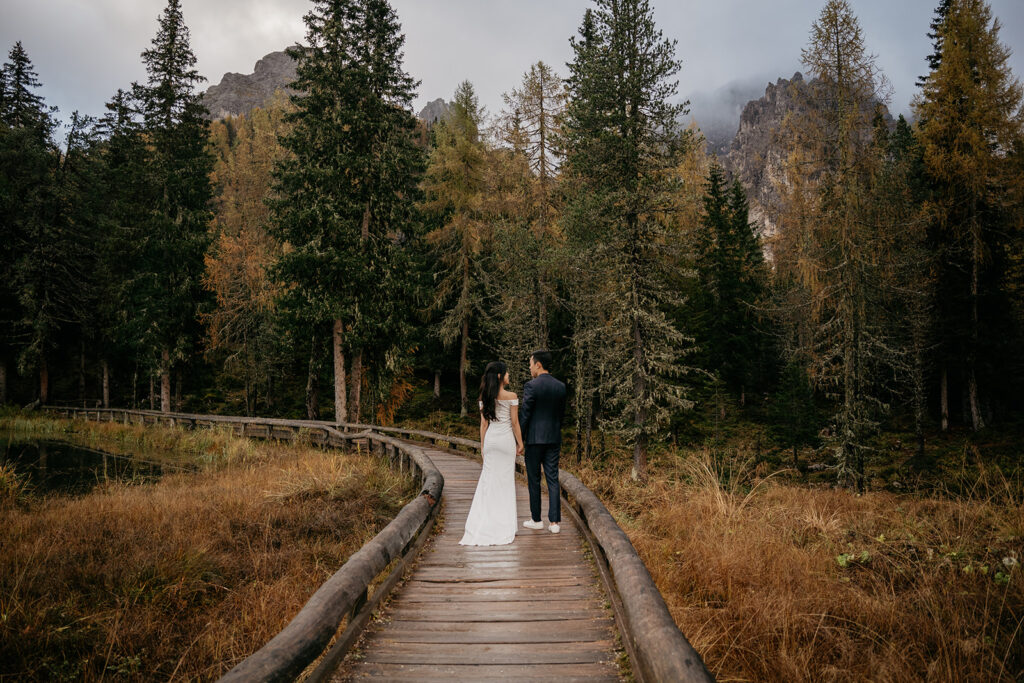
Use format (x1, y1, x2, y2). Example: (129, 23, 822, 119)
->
(337, 447, 623, 681)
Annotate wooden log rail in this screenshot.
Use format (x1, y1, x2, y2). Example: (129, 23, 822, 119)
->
(43, 406, 713, 682)
(42, 406, 444, 683)
(343, 423, 714, 682)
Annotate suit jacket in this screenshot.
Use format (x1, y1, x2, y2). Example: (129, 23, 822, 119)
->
(519, 373, 567, 445)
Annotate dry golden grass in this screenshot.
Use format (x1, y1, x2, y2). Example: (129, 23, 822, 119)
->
(0, 414, 415, 681)
(576, 447, 1024, 682)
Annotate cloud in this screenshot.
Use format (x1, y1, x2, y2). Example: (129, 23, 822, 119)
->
(2, 0, 1022, 132)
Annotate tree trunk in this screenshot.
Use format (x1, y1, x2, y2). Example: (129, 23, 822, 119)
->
(967, 368, 984, 431)
(78, 339, 86, 402)
(149, 371, 155, 410)
(631, 316, 647, 481)
(175, 368, 182, 412)
(306, 334, 320, 420)
(160, 347, 171, 413)
(39, 355, 48, 404)
(459, 318, 469, 418)
(101, 358, 110, 408)
(350, 348, 363, 424)
(433, 370, 441, 400)
(333, 319, 348, 424)
(940, 364, 949, 431)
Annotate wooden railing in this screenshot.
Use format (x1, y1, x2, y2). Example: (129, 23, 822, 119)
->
(45, 406, 714, 683)
(44, 406, 444, 682)
(343, 422, 714, 683)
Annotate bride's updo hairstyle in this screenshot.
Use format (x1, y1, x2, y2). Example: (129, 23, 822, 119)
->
(478, 361, 507, 422)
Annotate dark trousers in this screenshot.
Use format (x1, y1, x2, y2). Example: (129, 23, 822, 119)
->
(525, 443, 561, 523)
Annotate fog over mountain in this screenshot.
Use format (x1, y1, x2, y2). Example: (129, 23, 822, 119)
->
(684, 75, 778, 156)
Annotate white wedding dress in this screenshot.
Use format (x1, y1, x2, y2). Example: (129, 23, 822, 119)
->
(459, 398, 518, 546)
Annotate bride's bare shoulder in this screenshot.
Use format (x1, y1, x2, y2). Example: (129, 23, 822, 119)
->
(498, 389, 518, 400)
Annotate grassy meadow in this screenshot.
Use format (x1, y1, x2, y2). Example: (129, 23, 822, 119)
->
(0, 409, 416, 681)
(397, 390, 1023, 682)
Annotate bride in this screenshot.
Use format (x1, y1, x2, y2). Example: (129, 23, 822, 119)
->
(459, 361, 524, 546)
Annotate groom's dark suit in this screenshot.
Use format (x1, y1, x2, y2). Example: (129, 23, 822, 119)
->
(519, 372, 567, 523)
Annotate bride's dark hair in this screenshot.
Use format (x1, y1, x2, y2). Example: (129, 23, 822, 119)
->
(478, 361, 508, 422)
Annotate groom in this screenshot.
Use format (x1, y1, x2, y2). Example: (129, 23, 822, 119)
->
(518, 350, 567, 534)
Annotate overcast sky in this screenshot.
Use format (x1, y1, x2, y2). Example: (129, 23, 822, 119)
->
(3, 0, 1023, 133)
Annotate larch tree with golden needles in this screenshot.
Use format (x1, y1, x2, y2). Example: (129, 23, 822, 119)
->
(421, 80, 489, 417)
(915, 0, 1024, 431)
(483, 61, 567, 366)
(204, 99, 291, 416)
(775, 0, 900, 490)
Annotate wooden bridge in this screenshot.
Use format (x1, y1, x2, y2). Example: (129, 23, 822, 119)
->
(45, 406, 713, 682)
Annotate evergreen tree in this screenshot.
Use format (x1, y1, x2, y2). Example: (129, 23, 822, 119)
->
(94, 86, 154, 408)
(918, 0, 954, 88)
(421, 80, 488, 417)
(915, 0, 1023, 430)
(1, 42, 54, 134)
(1, 41, 59, 403)
(769, 360, 819, 467)
(774, 0, 898, 489)
(134, 0, 215, 412)
(269, 0, 425, 423)
(562, 0, 697, 479)
(694, 163, 772, 408)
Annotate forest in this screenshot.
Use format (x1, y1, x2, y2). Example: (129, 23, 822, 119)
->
(3, 0, 1024, 678)
(4, 0, 1022, 488)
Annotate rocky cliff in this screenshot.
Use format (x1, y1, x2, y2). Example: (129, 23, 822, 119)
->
(202, 49, 450, 124)
(721, 72, 811, 238)
(721, 72, 893, 239)
(202, 50, 299, 120)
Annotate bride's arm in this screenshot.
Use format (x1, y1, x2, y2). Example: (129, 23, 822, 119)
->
(511, 405, 524, 456)
(480, 408, 488, 445)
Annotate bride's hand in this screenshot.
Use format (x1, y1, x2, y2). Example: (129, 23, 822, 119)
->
(516, 442, 524, 456)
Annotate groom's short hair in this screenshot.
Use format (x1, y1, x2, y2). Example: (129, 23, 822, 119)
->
(531, 350, 552, 371)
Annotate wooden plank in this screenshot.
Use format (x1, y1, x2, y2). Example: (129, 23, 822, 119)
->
(366, 619, 613, 643)
(397, 588, 600, 602)
(360, 641, 616, 665)
(337, 445, 623, 681)
(343, 662, 619, 681)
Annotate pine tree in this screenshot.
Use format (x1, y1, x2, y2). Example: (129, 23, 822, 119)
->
(133, 0, 214, 412)
(774, 0, 898, 489)
(694, 163, 772, 408)
(0, 42, 54, 135)
(269, 0, 425, 423)
(93, 86, 154, 408)
(421, 80, 488, 417)
(562, 0, 696, 479)
(918, 0, 954, 88)
(915, 0, 1023, 431)
(1, 41, 59, 403)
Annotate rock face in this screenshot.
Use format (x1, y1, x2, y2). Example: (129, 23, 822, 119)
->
(722, 72, 893, 240)
(202, 49, 451, 126)
(202, 50, 299, 120)
(417, 98, 451, 126)
(722, 72, 811, 239)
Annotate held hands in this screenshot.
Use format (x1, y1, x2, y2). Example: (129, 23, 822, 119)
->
(516, 441, 524, 457)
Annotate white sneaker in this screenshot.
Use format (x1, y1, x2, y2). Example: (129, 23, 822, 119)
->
(548, 523, 561, 534)
(523, 519, 544, 530)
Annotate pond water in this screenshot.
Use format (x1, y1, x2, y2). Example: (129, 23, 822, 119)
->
(1, 436, 176, 495)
